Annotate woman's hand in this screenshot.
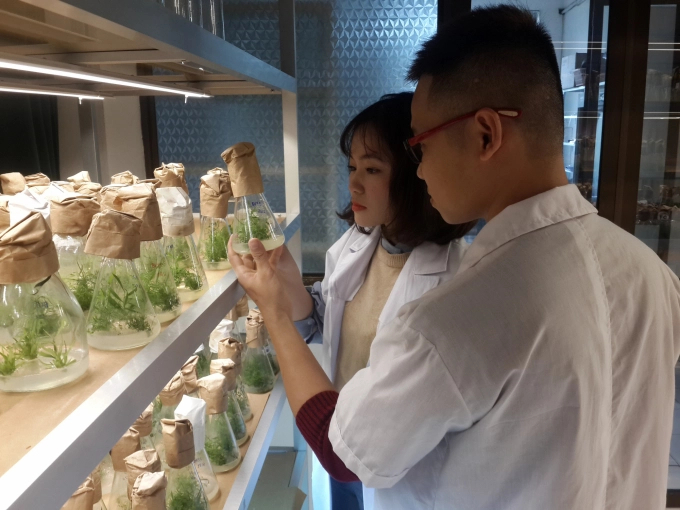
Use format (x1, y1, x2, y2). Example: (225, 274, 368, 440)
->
(228, 235, 292, 322)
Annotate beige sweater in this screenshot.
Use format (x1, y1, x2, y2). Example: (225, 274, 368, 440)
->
(335, 244, 410, 390)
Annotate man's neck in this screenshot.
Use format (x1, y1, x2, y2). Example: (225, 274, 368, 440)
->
(483, 158, 568, 223)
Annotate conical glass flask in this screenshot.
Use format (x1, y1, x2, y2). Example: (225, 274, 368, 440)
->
(241, 314, 275, 394)
(138, 240, 181, 324)
(156, 187, 208, 303)
(198, 170, 232, 270)
(55, 234, 101, 313)
(86, 258, 161, 350)
(241, 343, 275, 394)
(116, 183, 181, 324)
(249, 309, 280, 375)
(108, 428, 141, 510)
(152, 372, 186, 454)
(215, 339, 252, 421)
(161, 419, 209, 510)
(221, 142, 284, 255)
(163, 235, 208, 303)
(198, 216, 231, 270)
(231, 195, 284, 254)
(174, 395, 220, 502)
(84, 210, 160, 350)
(209, 359, 249, 444)
(0, 212, 88, 393)
(51, 194, 101, 312)
(197, 374, 241, 473)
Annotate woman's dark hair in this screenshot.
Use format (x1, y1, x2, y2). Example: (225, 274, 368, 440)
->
(337, 92, 476, 246)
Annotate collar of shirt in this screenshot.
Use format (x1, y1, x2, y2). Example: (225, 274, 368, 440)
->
(458, 184, 597, 274)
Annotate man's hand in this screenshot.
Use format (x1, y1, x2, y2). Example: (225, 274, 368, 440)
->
(228, 235, 293, 322)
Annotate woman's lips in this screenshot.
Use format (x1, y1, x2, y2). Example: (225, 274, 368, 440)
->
(352, 203, 367, 212)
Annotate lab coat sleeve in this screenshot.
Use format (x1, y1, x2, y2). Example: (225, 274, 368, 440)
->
(328, 316, 473, 489)
(294, 281, 325, 344)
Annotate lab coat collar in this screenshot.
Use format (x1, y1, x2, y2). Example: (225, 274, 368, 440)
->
(349, 227, 380, 253)
(410, 240, 452, 275)
(458, 184, 597, 274)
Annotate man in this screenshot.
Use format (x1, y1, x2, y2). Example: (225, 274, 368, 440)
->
(229, 6, 680, 509)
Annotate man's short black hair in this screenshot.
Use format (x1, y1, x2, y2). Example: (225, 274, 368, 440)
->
(338, 92, 476, 246)
(408, 6, 564, 156)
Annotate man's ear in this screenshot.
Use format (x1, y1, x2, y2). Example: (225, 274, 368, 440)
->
(474, 108, 503, 161)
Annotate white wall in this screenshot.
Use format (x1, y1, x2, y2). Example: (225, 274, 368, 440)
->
(57, 63, 146, 184)
(57, 97, 84, 180)
(100, 96, 146, 183)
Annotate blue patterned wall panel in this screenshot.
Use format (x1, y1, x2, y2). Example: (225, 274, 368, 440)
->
(156, 0, 437, 272)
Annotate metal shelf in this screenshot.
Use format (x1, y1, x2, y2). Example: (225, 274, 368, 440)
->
(0, 215, 301, 510)
(0, 0, 296, 96)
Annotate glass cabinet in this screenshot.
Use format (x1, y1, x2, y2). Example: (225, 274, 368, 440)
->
(633, 3, 680, 499)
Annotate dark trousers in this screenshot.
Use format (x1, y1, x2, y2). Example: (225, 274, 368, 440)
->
(330, 477, 364, 510)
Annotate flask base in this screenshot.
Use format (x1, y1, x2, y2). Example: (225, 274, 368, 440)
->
(88, 322, 161, 351)
(0, 354, 88, 392)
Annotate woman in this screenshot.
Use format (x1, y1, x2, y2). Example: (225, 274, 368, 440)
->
(267, 92, 476, 510)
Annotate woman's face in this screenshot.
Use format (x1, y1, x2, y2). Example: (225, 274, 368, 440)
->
(348, 128, 393, 229)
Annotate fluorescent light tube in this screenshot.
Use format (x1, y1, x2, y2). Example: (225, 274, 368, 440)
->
(0, 57, 210, 98)
(0, 85, 104, 100)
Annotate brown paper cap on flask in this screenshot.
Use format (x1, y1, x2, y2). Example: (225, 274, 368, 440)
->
(161, 418, 195, 469)
(180, 355, 200, 394)
(159, 371, 186, 406)
(132, 402, 155, 438)
(209, 359, 238, 391)
(199, 172, 232, 218)
(84, 209, 142, 259)
(50, 195, 101, 237)
(125, 449, 162, 498)
(111, 427, 141, 472)
(61, 476, 95, 510)
(98, 184, 125, 211)
(25, 173, 50, 194)
(73, 182, 102, 198)
(0, 173, 26, 195)
(227, 294, 249, 321)
(117, 183, 163, 242)
(217, 337, 243, 365)
(131, 471, 167, 510)
(0, 211, 59, 284)
(197, 373, 229, 414)
(245, 318, 266, 348)
(154, 163, 189, 193)
(67, 171, 91, 184)
(111, 170, 140, 185)
(221, 143, 264, 197)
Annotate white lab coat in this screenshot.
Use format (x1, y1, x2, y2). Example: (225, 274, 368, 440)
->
(299, 225, 467, 508)
(329, 185, 680, 510)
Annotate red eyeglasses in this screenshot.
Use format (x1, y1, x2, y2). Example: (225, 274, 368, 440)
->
(403, 108, 522, 164)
